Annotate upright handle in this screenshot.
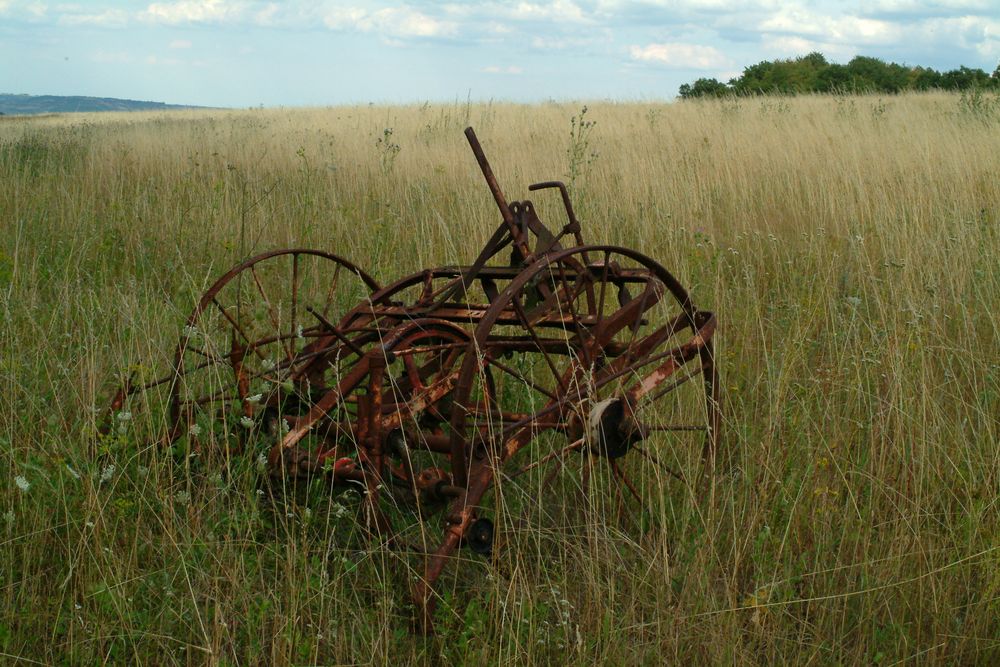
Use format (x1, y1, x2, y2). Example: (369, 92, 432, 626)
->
(464, 127, 515, 228)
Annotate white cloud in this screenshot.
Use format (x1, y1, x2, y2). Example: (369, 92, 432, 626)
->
(142, 0, 246, 24)
(10, 1, 49, 20)
(759, 9, 902, 45)
(58, 8, 127, 26)
(323, 6, 456, 39)
(760, 35, 856, 61)
(483, 65, 523, 74)
(169, 39, 192, 48)
(530, 34, 608, 50)
(374, 7, 456, 37)
(442, 0, 589, 23)
(253, 2, 278, 24)
(503, 0, 588, 23)
(861, 0, 993, 15)
(596, 0, 777, 10)
(913, 15, 1000, 59)
(761, 35, 820, 55)
(321, 7, 366, 30)
(629, 42, 731, 69)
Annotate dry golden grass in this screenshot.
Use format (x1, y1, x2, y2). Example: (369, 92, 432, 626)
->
(0, 92, 998, 664)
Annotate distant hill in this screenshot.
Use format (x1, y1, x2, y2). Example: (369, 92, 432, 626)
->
(0, 93, 211, 115)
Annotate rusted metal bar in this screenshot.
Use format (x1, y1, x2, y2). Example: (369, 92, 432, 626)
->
(464, 127, 515, 229)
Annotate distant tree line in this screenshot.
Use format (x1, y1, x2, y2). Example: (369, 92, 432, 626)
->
(679, 53, 1000, 98)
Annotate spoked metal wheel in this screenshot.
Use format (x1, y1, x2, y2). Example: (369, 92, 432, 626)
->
(326, 320, 497, 548)
(265, 316, 502, 581)
(412, 245, 719, 626)
(168, 249, 380, 467)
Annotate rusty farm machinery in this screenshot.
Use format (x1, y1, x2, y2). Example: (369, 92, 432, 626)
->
(105, 128, 720, 631)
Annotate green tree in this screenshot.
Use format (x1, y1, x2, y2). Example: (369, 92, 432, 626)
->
(816, 64, 851, 92)
(941, 66, 992, 90)
(678, 53, 1000, 98)
(908, 66, 943, 91)
(845, 56, 908, 93)
(678, 78, 730, 99)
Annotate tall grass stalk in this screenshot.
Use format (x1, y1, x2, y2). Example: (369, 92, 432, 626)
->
(0, 93, 997, 664)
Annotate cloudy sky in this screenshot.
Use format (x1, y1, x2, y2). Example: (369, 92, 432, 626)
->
(1, 0, 997, 107)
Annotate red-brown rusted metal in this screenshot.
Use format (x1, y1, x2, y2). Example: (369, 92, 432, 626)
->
(106, 127, 720, 634)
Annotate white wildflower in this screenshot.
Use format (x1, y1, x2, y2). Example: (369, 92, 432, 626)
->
(239, 416, 254, 429)
(14, 475, 30, 492)
(295, 324, 304, 339)
(188, 423, 202, 437)
(182, 325, 199, 339)
(3, 510, 14, 523)
(256, 453, 268, 473)
(262, 358, 277, 371)
(115, 410, 132, 434)
(845, 296, 862, 307)
(246, 393, 263, 404)
(100, 464, 115, 483)
(174, 490, 191, 506)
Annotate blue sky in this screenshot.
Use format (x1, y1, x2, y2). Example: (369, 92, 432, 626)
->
(1, 1, 997, 107)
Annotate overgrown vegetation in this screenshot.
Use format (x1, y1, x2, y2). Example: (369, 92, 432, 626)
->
(680, 52, 1000, 98)
(0, 94, 998, 664)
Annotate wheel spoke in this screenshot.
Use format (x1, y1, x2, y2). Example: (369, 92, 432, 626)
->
(485, 356, 559, 402)
(290, 252, 300, 349)
(211, 298, 267, 361)
(402, 353, 425, 391)
(637, 361, 705, 405)
(323, 262, 343, 318)
(177, 390, 241, 408)
(632, 445, 686, 483)
(611, 460, 643, 506)
(595, 250, 610, 319)
(510, 295, 568, 396)
(183, 346, 227, 364)
(506, 437, 584, 481)
(556, 262, 593, 367)
(250, 265, 292, 361)
(642, 424, 707, 432)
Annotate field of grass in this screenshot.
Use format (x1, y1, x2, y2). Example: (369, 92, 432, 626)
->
(1, 92, 998, 664)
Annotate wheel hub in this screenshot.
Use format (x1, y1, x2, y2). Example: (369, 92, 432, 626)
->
(587, 398, 644, 459)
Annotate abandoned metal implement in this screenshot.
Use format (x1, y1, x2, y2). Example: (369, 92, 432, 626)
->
(107, 128, 720, 632)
